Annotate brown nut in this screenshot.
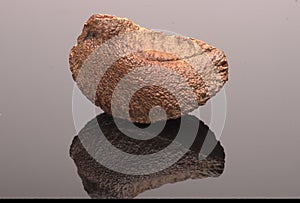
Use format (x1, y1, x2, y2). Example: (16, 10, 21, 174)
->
(69, 14, 229, 123)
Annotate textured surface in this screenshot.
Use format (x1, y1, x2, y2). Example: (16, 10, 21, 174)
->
(70, 114, 225, 199)
(69, 14, 229, 123)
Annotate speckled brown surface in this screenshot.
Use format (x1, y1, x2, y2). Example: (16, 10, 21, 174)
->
(70, 114, 225, 199)
(69, 14, 229, 123)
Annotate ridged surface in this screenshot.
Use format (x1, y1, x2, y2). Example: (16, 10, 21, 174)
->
(69, 14, 229, 123)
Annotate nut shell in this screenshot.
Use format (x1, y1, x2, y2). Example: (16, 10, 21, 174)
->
(69, 14, 228, 123)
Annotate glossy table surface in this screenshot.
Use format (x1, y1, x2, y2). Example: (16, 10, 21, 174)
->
(0, 0, 299, 198)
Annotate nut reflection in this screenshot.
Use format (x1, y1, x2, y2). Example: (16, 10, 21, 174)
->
(70, 114, 225, 199)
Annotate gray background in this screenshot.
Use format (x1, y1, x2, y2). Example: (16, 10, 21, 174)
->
(0, 0, 300, 198)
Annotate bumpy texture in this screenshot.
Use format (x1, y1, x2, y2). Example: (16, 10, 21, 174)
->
(69, 14, 229, 123)
(70, 114, 225, 199)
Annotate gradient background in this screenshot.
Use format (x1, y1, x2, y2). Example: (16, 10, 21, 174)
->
(0, 0, 300, 198)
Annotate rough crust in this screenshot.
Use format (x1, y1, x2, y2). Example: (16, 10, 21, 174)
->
(69, 14, 229, 123)
(70, 114, 225, 199)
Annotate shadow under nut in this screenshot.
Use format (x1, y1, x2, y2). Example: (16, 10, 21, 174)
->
(69, 14, 229, 124)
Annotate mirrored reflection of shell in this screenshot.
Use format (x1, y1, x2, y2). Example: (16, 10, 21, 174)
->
(70, 114, 225, 199)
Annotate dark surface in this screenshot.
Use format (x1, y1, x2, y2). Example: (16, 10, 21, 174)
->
(0, 0, 300, 198)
